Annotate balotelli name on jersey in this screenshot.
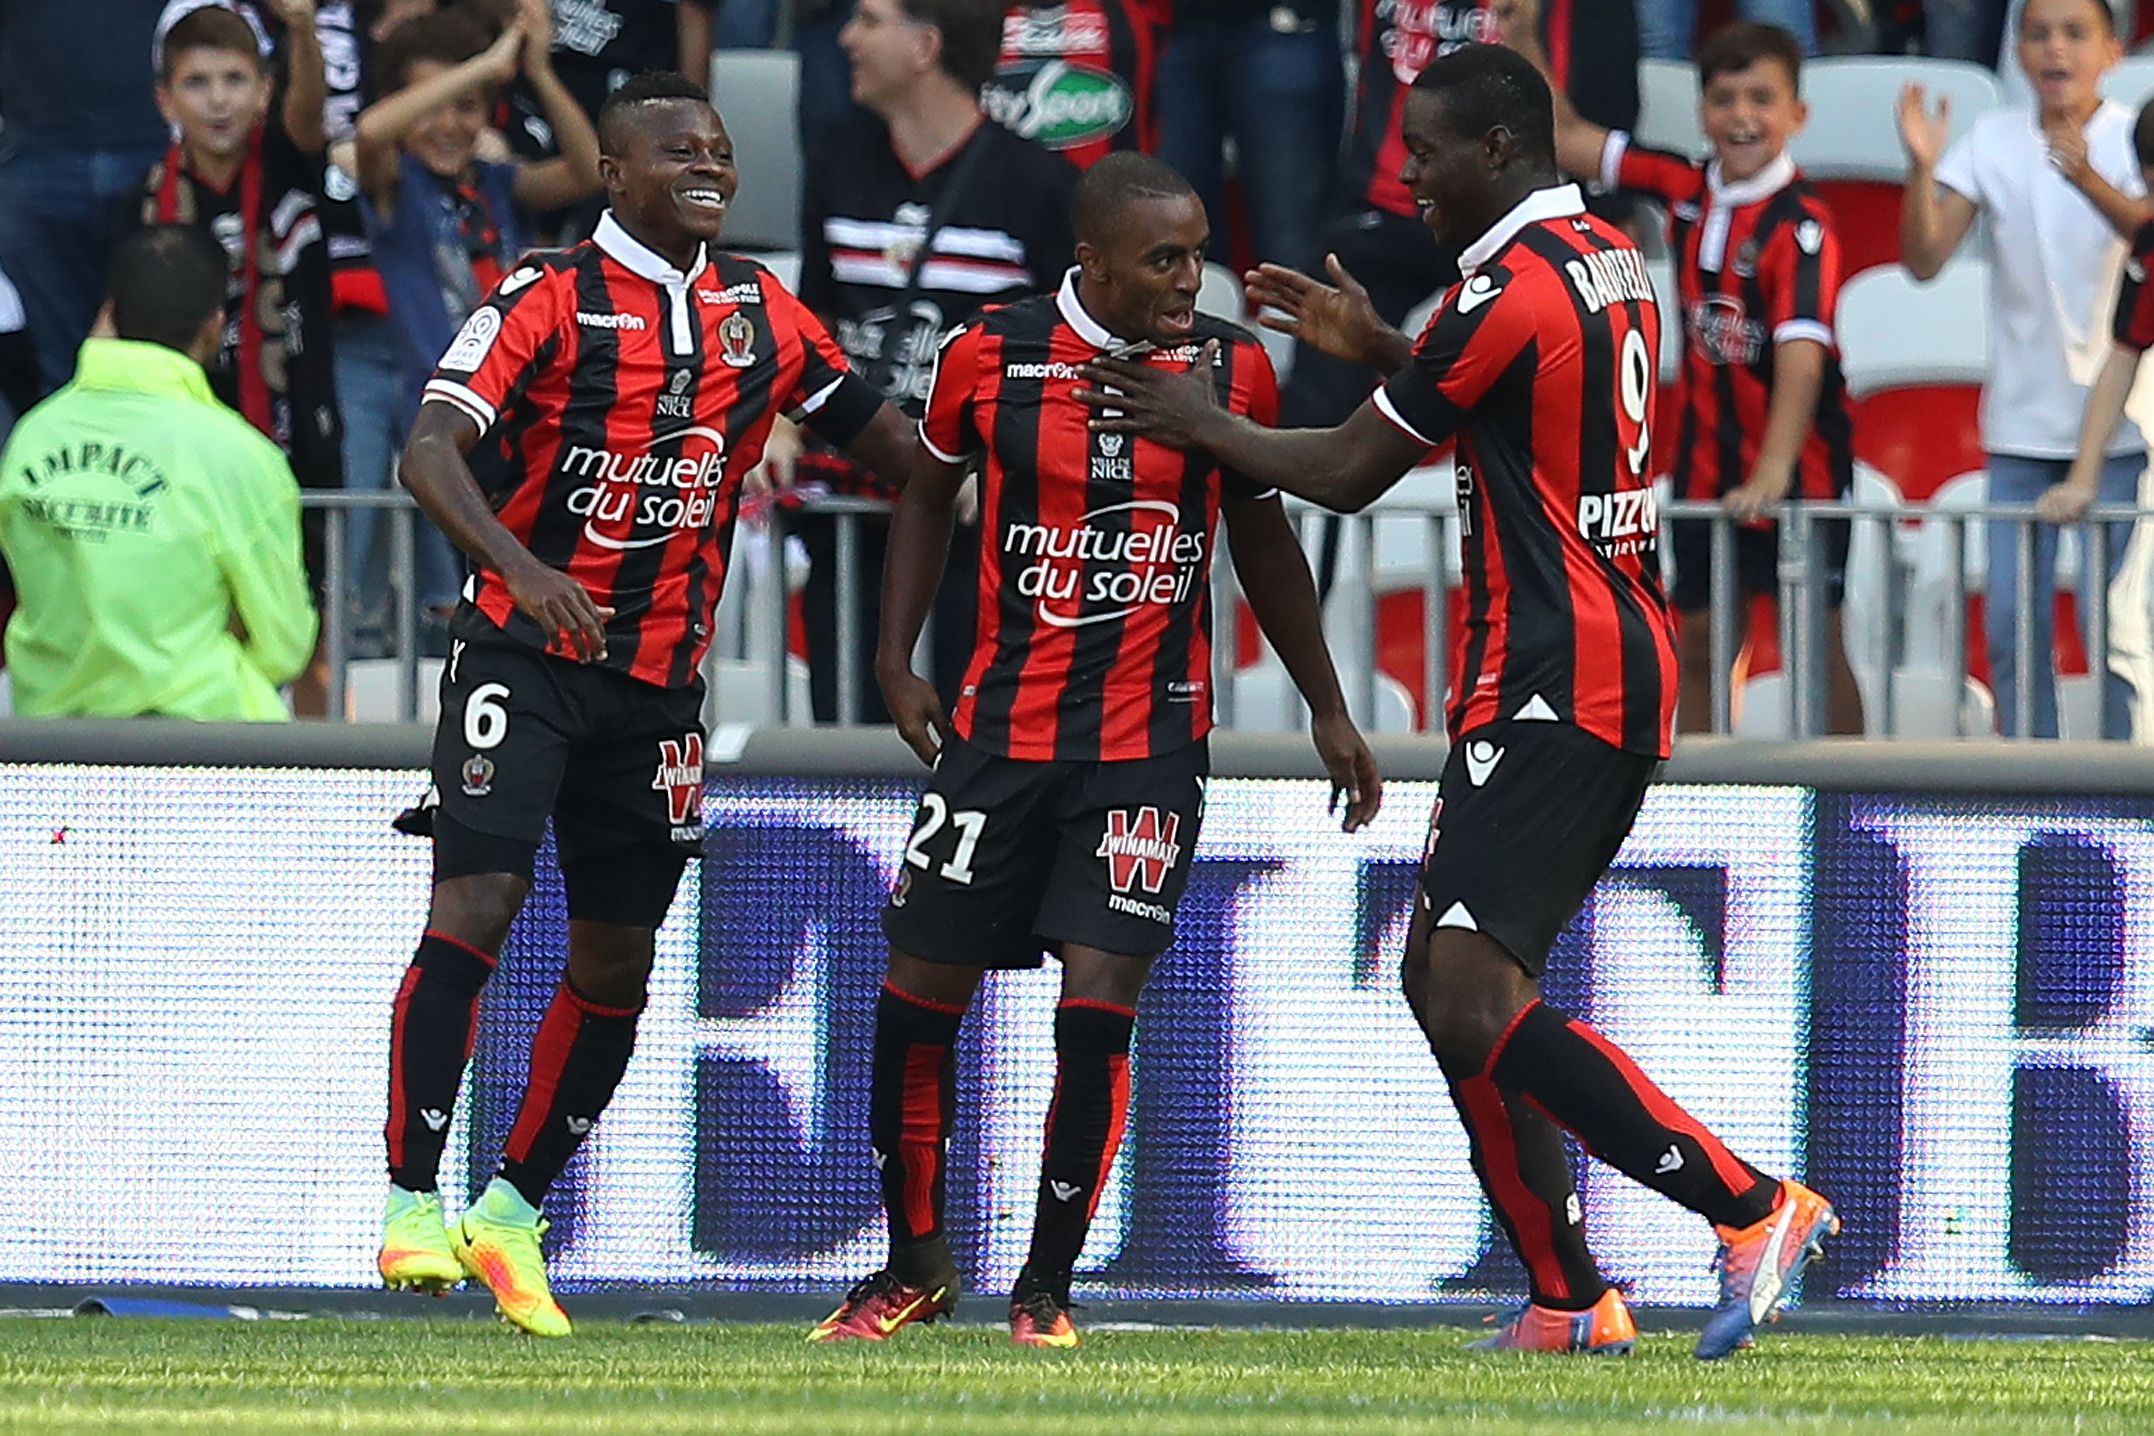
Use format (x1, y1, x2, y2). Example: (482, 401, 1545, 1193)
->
(920, 271, 1278, 762)
(423, 213, 880, 686)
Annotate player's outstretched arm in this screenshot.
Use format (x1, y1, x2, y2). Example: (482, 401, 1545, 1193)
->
(400, 401, 614, 661)
(1243, 256, 1413, 373)
(1223, 491, 1382, 831)
(1076, 344, 1429, 512)
(876, 449, 966, 766)
(840, 401, 924, 492)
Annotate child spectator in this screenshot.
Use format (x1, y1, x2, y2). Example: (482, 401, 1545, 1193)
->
(136, 1, 346, 494)
(355, 0, 599, 409)
(352, 0, 600, 637)
(1506, 17, 1865, 735)
(1901, 0, 2142, 739)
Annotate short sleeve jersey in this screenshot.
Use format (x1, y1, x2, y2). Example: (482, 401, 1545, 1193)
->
(422, 213, 881, 688)
(1605, 136, 1853, 504)
(1373, 186, 1677, 757)
(2112, 221, 2154, 353)
(920, 275, 1278, 762)
(132, 119, 345, 490)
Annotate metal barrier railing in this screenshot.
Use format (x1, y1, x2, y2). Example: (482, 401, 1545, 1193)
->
(299, 490, 2154, 741)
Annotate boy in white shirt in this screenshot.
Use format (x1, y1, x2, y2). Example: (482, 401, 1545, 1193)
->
(1900, 0, 2142, 739)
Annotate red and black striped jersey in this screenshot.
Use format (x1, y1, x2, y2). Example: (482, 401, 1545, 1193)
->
(422, 213, 881, 688)
(921, 272, 1278, 762)
(2113, 221, 2154, 351)
(1374, 185, 1677, 757)
(988, 0, 1157, 169)
(1606, 136, 1854, 505)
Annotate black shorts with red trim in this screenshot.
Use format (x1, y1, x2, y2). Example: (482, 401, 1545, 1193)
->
(881, 735, 1208, 970)
(1417, 720, 1656, 976)
(1669, 512, 1851, 613)
(427, 607, 704, 926)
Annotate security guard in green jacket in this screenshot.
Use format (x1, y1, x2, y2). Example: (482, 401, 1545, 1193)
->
(0, 226, 317, 721)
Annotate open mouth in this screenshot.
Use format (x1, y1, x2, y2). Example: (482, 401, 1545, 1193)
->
(1158, 308, 1195, 336)
(679, 187, 729, 215)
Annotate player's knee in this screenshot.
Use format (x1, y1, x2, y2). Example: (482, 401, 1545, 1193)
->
(566, 924, 656, 1010)
(428, 872, 529, 955)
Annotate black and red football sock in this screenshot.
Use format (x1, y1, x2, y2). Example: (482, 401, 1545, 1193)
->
(1488, 1001, 1777, 1230)
(384, 929, 495, 1191)
(869, 982, 966, 1286)
(496, 978, 642, 1208)
(1445, 1057, 1607, 1311)
(1022, 998, 1136, 1282)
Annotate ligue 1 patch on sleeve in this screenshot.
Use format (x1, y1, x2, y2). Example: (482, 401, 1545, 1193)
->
(441, 307, 503, 373)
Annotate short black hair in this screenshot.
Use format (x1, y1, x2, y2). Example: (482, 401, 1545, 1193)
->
(159, 5, 264, 82)
(896, 0, 1003, 94)
(2019, 0, 2117, 37)
(1408, 42, 1556, 170)
(108, 226, 229, 354)
(597, 70, 715, 154)
(375, 8, 492, 95)
(1695, 21, 1803, 91)
(1070, 151, 1199, 247)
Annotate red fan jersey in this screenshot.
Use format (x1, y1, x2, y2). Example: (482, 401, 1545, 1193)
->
(423, 214, 882, 687)
(1374, 186, 1677, 757)
(2113, 220, 2154, 351)
(921, 273, 1279, 761)
(1606, 137, 1854, 504)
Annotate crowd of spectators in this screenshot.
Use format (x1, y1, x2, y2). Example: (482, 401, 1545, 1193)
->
(0, 0, 2147, 725)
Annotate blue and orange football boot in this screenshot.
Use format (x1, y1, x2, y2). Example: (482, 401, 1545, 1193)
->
(1467, 1287, 1636, 1355)
(1695, 1178, 1838, 1360)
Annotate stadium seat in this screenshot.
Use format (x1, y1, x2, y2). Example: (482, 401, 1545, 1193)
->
(1644, 251, 1683, 385)
(754, 251, 803, 293)
(1198, 262, 1244, 322)
(1636, 59, 1706, 161)
(710, 51, 803, 251)
(2103, 53, 2154, 110)
(1792, 59, 1999, 279)
(1837, 261, 1988, 503)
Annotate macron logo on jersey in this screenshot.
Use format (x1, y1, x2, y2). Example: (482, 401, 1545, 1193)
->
(578, 311, 648, 330)
(499, 267, 541, 295)
(1454, 275, 1502, 313)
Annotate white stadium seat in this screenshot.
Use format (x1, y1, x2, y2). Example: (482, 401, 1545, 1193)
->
(710, 51, 803, 251)
(1791, 58, 2000, 181)
(1636, 59, 1705, 161)
(1836, 260, 1990, 398)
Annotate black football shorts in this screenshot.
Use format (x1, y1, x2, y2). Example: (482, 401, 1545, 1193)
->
(1670, 511, 1851, 613)
(427, 608, 705, 927)
(1417, 719, 1658, 976)
(882, 735, 1209, 970)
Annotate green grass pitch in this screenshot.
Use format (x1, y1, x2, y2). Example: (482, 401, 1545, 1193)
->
(2, 1319, 2148, 1434)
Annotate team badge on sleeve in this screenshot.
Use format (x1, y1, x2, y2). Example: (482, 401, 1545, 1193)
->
(441, 307, 502, 372)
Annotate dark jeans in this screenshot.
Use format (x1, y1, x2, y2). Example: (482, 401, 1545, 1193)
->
(0, 145, 167, 394)
(800, 511, 978, 724)
(1154, 18, 1343, 274)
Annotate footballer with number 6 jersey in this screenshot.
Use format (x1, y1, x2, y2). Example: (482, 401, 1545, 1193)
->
(809, 152, 1381, 1351)
(1083, 46, 1836, 1361)
(371, 73, 915, 1338)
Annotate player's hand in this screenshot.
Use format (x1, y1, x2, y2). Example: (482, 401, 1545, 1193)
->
(503, 556, 613, 662)
(879, 665, 945, 766)
(1312, 709, 1382, 832)
(1897, 82, 1949, 173)
(1245, 256, 1390, 368)
(1723, 474, 1789, 526)
(2044, 115, 2092, 185)
(2036, 477, 2098, 524)
(1075, 339, 1224, 451)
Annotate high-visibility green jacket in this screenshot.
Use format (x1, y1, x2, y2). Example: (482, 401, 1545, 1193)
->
(0, 338, 317, 720)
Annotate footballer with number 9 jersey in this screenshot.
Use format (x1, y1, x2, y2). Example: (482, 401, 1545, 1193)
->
(372, 73, 915, 1337)
(809, 153, 1381, 1350)
(1084, 47, 1836, 1361)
